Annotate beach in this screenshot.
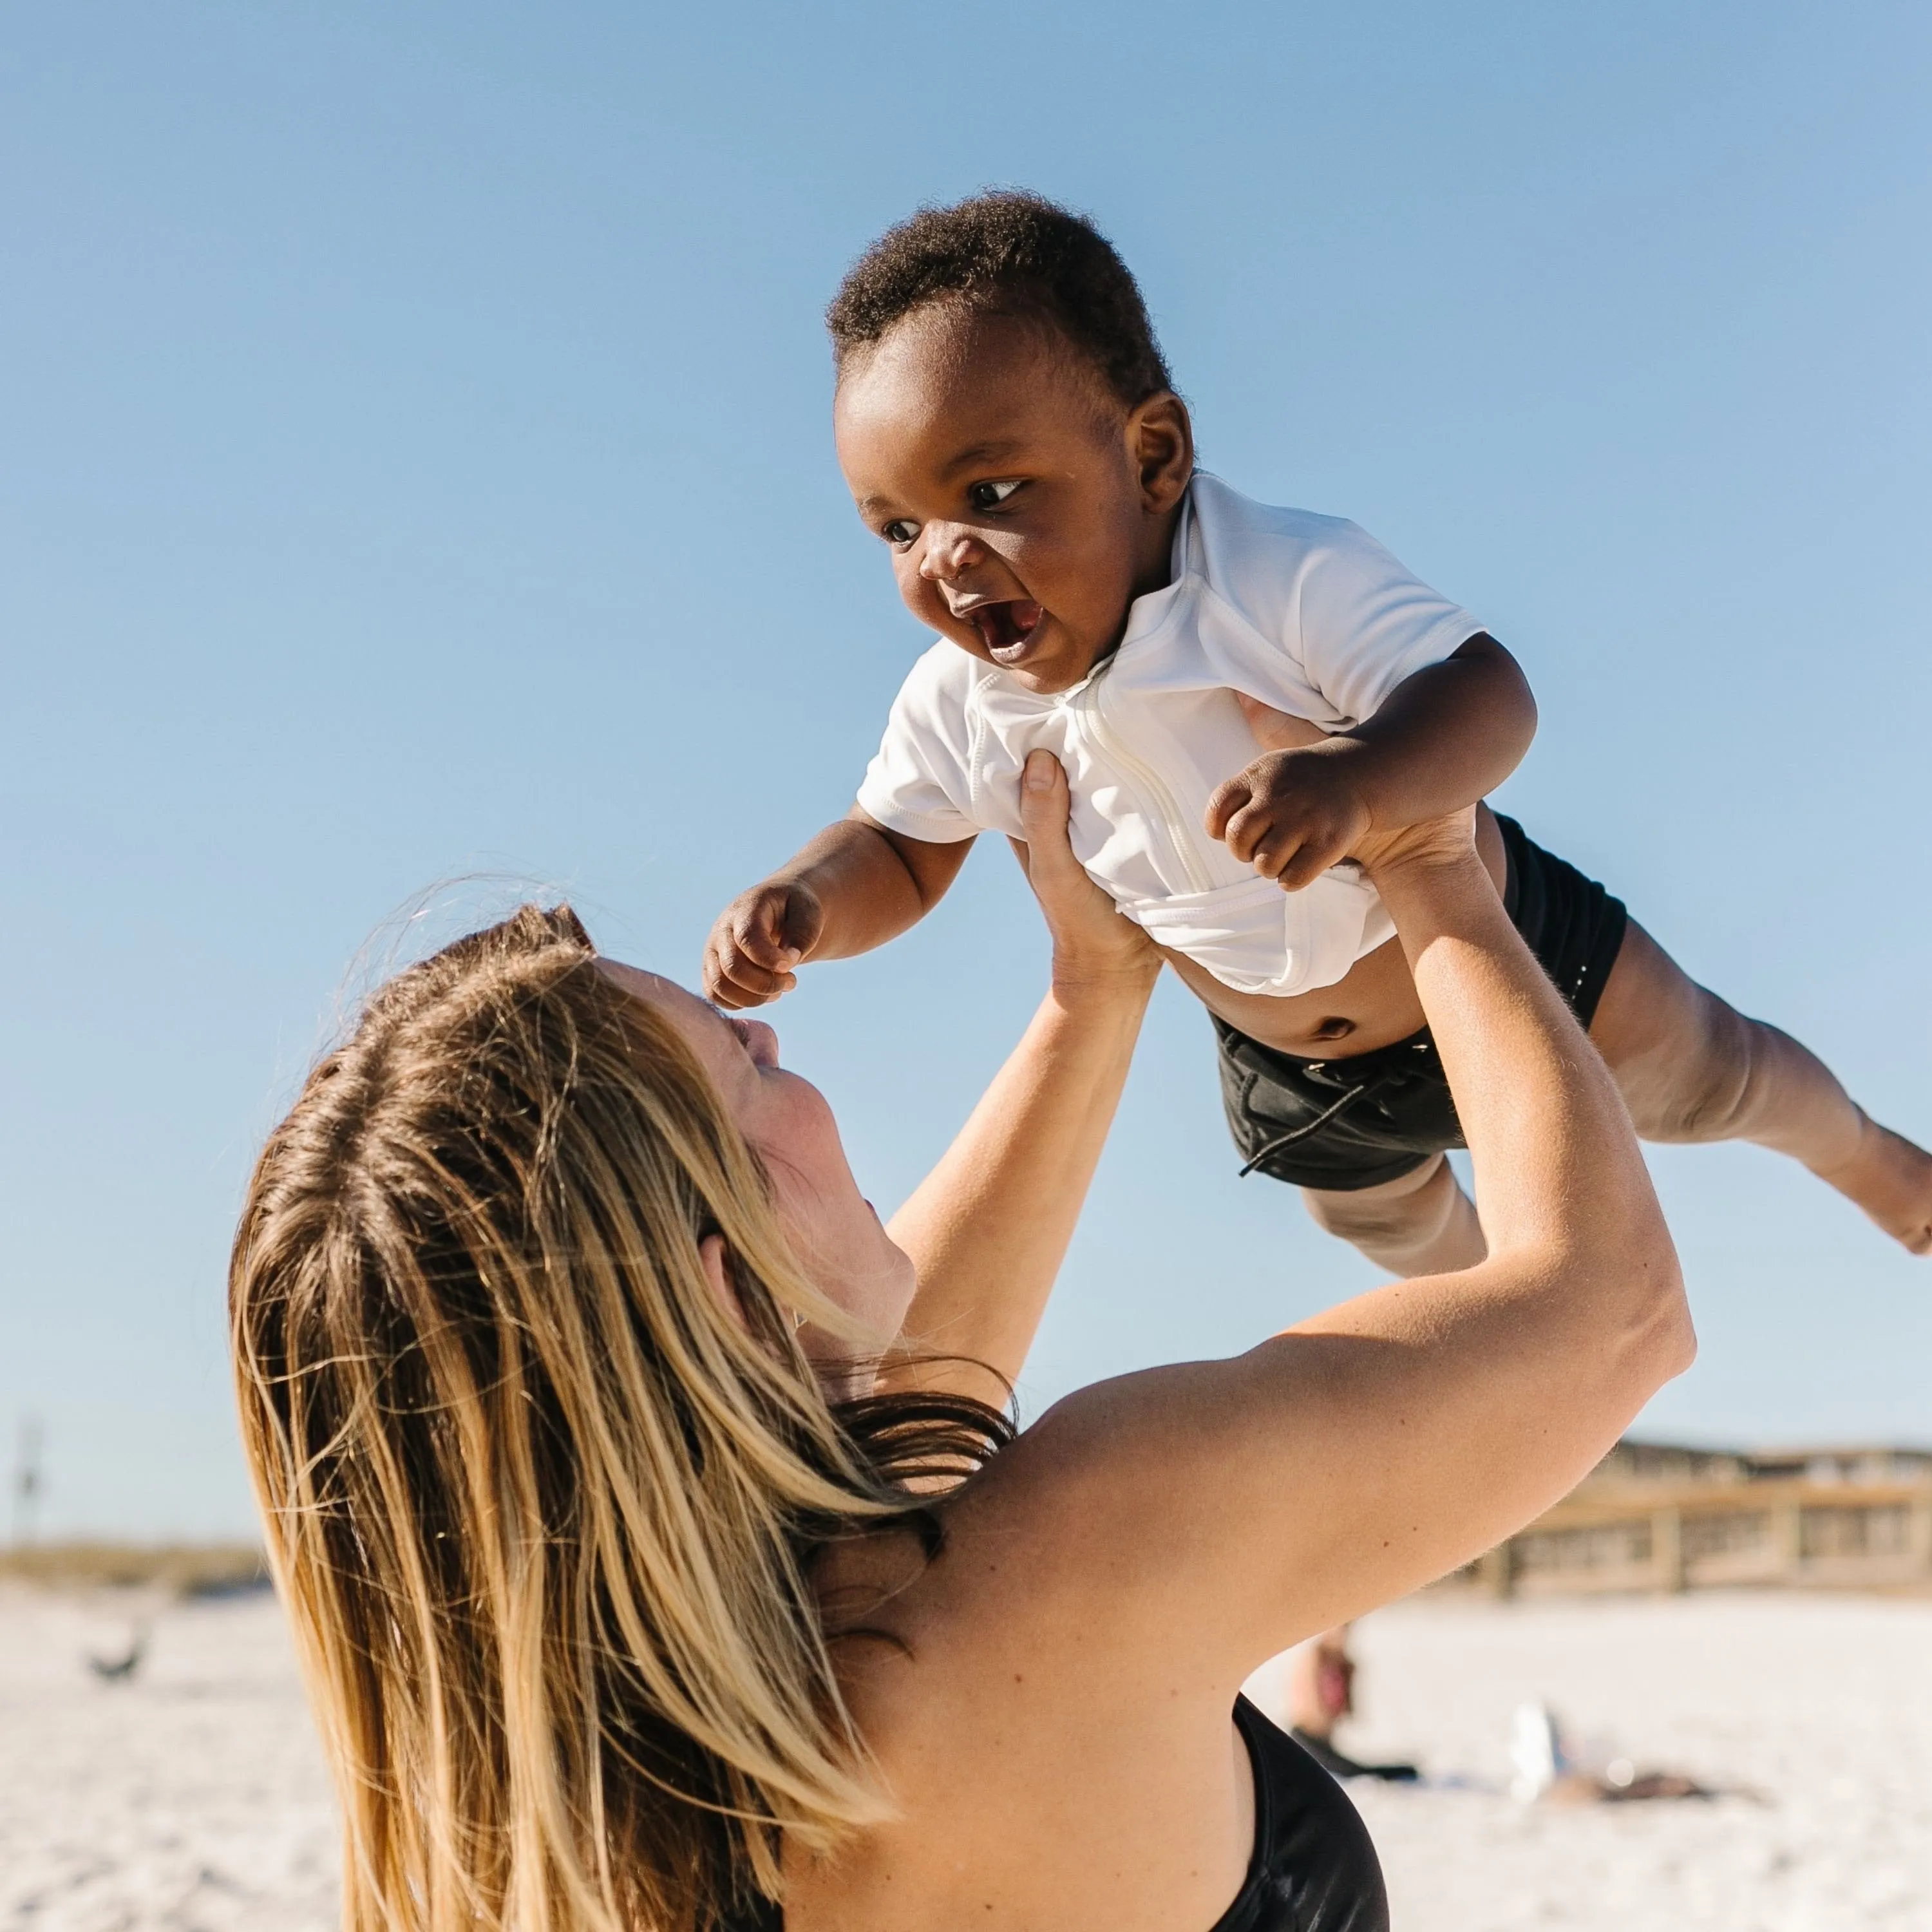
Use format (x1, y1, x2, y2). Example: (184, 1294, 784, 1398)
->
(1266, 1593, 1932, 1931)
(3, 1583, 1928, 1930)
(0, 1583, 336, 1931)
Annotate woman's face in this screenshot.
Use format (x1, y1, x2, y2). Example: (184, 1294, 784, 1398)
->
(598, 962, 916, 1387)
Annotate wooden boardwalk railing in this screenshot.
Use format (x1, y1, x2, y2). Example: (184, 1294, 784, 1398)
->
(1462, 1475, 1932, 1598)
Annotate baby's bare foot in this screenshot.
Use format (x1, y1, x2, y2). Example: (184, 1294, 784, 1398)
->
(1816, 1119, 1932, 1255)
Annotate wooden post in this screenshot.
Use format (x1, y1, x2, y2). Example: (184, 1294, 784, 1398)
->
(1774, 1499, 1804, 1584)
(1652, 1505, 1685, 1593)
(1909, 1486, 1932, 1577)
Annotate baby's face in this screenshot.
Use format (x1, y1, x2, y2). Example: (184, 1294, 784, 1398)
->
(835, 305, 1191, 695)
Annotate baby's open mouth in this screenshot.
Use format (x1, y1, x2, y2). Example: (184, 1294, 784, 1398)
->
(969, 599, 1045, 661)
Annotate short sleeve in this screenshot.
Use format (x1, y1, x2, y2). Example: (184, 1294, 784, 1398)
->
(853, 643, 983, 844)
(1293, 521, 1484, 727)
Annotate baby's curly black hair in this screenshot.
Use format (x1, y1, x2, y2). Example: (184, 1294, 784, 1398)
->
(826, 189, 1173, 410)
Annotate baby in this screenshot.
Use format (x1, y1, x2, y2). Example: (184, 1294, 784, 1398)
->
(706, 191, 1932, 1274)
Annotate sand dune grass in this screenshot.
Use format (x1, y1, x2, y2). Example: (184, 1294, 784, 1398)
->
(0, 1541, 266, 1595)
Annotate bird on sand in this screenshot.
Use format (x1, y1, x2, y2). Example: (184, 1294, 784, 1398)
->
(86, 1624, 149, 1683)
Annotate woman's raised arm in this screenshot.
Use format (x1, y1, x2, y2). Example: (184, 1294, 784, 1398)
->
(881, 752, 1161, 1398)
(961, 806, 1693, 1681)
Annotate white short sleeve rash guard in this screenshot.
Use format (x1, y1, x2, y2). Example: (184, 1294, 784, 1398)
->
(853, 643, 982, 844)
(853, 475, 1486, 997)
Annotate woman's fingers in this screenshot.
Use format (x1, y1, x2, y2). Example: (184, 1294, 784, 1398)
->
(1015, 750, 1086, 881)
(1347, 806, 1481, 878)
(1011, 750, 1159, 984)
(1235, 692, 1329, 753)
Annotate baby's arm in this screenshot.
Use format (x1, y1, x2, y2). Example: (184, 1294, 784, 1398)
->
(703, 810, 972, 1009)
(1205, 633, 1535, 889)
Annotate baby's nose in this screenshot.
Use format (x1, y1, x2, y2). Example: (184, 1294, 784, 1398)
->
(918, 522, 981, 582)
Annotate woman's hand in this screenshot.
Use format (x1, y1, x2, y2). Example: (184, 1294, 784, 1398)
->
(1008, 750, 1160, 998)
(1346, 806, 1481, 882)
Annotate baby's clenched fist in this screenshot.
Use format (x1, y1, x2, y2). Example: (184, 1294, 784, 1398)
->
(1205, 746, 1374, 891)
(703, 880, 825, 1010)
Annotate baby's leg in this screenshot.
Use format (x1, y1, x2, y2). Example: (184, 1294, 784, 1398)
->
(1302, 1154, 1487, 1277)
(1589, 921, 1932, 1255)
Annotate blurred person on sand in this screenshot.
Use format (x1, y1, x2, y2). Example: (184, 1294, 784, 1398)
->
(231, 773, 1692, 1932)
(706, 191, 1932, 1269)
(1510, 1704, 1715, 1806)
(1251, 1626, 1418, 1785)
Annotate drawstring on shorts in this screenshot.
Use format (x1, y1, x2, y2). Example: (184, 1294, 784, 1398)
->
(1236, 1068, 1400, 1178)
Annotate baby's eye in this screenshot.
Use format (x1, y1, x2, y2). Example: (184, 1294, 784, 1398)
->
(880, 518, 920, 547)
(967, 479, 1023, 511)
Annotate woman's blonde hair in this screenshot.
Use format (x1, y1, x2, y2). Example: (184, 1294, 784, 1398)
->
(231, 905, 1006, 1932)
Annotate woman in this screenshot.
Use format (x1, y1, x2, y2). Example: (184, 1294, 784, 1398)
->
(231, 752, 1691, 1932)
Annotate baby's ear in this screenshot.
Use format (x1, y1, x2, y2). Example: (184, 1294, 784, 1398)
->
(1128, 390, 1193, 508)
(1234, 692, 1327, 753)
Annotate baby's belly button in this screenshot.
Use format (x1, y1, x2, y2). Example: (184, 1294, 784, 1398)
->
(1248, 1009, 1366, 1050)
(1159, 950, 1421, 1052)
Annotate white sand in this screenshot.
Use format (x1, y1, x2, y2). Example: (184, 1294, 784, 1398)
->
(3, 1584, 1929, 1930)
(0, 1584, 337, 1931)
(1290, 1593, 1932, 1931)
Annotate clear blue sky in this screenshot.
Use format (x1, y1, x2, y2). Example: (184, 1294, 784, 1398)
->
(3, 2, 1928, 1538)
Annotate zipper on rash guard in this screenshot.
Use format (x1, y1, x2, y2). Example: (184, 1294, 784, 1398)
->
(1074, 663, 1218, 896)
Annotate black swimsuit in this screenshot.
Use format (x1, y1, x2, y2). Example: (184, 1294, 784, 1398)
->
(1212, 1696, 1389, 1932)
(727, 1695, 1387, 1932)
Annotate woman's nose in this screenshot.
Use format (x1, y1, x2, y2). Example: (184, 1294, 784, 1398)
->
(743, 1018, 781, 1068)
(917, 523, 981, 583)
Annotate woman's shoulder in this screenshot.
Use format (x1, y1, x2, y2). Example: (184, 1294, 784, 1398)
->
(796, 1519, 1261, 1931)
(828, 1383, 1232, 1726)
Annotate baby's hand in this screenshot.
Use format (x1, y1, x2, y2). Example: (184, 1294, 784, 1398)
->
(1205, 695, 1372, 890)
(703, 880, 825, 1010)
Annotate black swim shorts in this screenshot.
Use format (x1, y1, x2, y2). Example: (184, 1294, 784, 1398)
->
(1215, 814, 1628, 1192)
